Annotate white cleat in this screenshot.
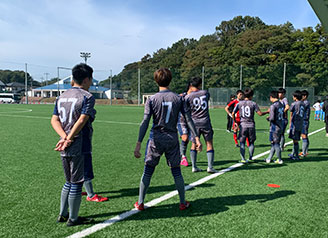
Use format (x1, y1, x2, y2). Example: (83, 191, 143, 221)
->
(265, 158, 271, 164)
(207, 167, 218, 174)
(274, 159, 283, 164)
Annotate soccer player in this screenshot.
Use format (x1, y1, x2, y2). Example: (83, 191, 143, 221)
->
(51, 63, 94, 226)
(184, 77, 218, 173)
(265, 91, 284, 164)
(320, 100, 325, 121)
(178, 85, 192, 167)
(323, 96, 328, 137)
(288, 90, 305, 160)
(278, 88, 289, 151)
(313, 100, 321, 120)
(232, 88, 267, 163)
(225, 90, 244, 147)
(300, 90, 310, 158)
(133, 68, 202, 211)
(226, 94, 236, 132)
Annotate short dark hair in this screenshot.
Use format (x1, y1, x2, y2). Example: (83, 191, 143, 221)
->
(301, 90, 309, 98)
(230, 94, 236, 99)
(278, 88, 286, 94)
(270, 90, 279, 99)
(244, 88, 254, 98)
(189, 77, 202, 88)
(72, 63, 93, 85)
(236, 90, 244, 95)
(293, 90, 302, 100)
(154, 68, 172, 87)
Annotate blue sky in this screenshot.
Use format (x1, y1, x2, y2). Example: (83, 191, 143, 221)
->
(0, 0, 320, 81)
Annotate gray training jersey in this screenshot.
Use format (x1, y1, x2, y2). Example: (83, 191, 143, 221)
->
(290, 100, 305, 130)
(269, 101, 284, 131)
(233, 100, 259, 128)
(280, 97, 289, 119)
(184, 90, 212, 128)
(303, 100, 311, 121)
(53, 87, 96, 157)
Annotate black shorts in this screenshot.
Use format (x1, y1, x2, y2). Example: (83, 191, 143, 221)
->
(84, 153, 94, 181)
(239, 125, 256, 144)
(61, 155, 84, 184)
(145, 133, 180, 167)
(190, 127, 214, 143)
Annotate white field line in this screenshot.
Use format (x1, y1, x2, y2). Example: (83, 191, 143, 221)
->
(0, 109, 32, 114)
(67, 126, 325, 238)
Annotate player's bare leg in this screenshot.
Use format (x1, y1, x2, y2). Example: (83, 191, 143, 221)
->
(180, 134, 189, 166)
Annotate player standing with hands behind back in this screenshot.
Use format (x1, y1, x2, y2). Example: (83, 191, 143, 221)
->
(51, 63, 94, 226)
(134, 68, 202, 211)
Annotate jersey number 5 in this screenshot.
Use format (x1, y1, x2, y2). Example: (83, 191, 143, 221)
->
(58, 98, 78, 123)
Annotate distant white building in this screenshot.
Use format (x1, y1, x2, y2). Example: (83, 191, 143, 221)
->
(32, 76, 110, 99)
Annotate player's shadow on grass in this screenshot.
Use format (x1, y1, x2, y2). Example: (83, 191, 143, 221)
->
(256, 144, 271, 148)
(97, 183, 215, 199)
(127, 190, 296, 220)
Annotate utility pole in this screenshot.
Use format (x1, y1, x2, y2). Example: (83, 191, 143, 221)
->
(138, 68, 140, 106)
(283, 62, 286, 89)
(25, 63, 28, 104)
(44, 72, 49, 86)
(202, 66, 205, 90)
(80, 52, 91, 64)
(239, 65, 243, 90)
(110, 69, 112, 106)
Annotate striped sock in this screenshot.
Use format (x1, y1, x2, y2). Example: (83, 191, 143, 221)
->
(60, 182, 71, 217)
(171, 167, 185, 204)
(68, 183, 83, 221)
(138, 165, 155, 204)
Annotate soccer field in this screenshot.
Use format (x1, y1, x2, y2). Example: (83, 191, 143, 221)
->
(1, 104, 328, 238)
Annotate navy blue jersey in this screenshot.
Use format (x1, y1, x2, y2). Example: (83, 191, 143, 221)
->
(303, 100, 311, 121)
(280, 97, 289, 119)
(290, 100, 305, 130)
(269, 101, 284, 131)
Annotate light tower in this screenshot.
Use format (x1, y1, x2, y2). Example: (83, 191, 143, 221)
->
(80, 52, 91, 64)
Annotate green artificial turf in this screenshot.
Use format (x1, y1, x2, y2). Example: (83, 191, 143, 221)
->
(0, 104, 327, 238)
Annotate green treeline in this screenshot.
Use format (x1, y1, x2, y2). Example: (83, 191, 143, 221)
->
(101, 16, 328, 96)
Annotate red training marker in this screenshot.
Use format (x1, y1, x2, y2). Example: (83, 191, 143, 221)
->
(267, 184, 280, 188)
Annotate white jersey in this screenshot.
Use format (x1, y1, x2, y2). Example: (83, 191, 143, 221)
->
(313, 102, 321, 111)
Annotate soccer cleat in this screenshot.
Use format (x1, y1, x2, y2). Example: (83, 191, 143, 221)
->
(86, 194, 109, 202)
(226, 130, 230, 133)
(57, 214, 69, 223)
(274, 159, 283, 164)
(179, 201, 190, 210)
(240, 159, 248, 163)
(235, 144, 240, 148)
(81, 192, 87, 196)
(265, 158, 271, 164)
(288, 154, 299, 160)
(192, 167, 203, 173)
(207, 167, 218, 174)
(180, 157, 189, 167)
(66, 216, 94, 227)
(299, 152, 309, 157)
(134, 201, 145, 211)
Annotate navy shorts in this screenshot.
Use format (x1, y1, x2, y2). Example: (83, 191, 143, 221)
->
(145, 133, 180, 167)
(302, 120, 309, 135)
(177, 122, 189, 136)
(61, 155, 84, 184)
(239, 125, 256, 144)
(84, 153, 94, 181)
(190, 126, 214, 143)
(288, 123, 301, 141)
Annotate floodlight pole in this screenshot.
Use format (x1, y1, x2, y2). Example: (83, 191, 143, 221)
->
(57, 67, 60, 97)
(283, 62, 286, 89)
(80, 52, 91, 64)
(239, 65, 243, 90)
(44, 72, 49, 86)
(202, 66, 205, 90)
(25, 63, 28, 104)
(110, 69, 112, 106)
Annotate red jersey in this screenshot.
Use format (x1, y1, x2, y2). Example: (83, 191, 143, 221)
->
(227, 99, 240, 124)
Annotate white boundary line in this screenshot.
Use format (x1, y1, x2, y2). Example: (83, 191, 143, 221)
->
(67, 127, 325, 238)
(0, 109, 32, 114)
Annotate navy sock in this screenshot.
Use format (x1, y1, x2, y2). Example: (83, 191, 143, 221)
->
(180, 140, 188, 157)
(138, 165, 155, 204)
(248, 143, 255, 160)
(274, 143, 281, 160)
(293, 142, 299, 158)
(171, 167, 185, 204)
